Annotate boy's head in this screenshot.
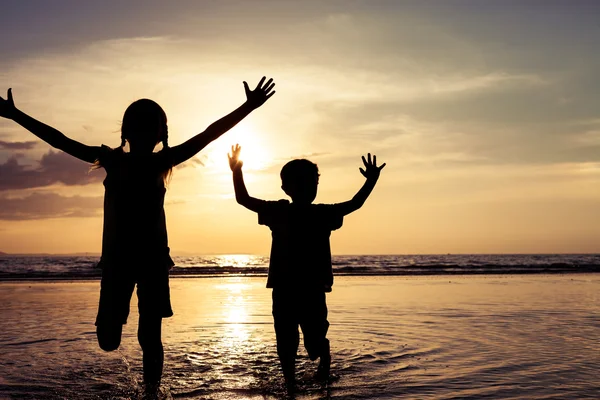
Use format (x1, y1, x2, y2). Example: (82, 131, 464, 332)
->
(280, 159, 320, 204)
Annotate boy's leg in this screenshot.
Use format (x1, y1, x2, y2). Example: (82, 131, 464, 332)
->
(275, 319, 299, 388)
(299, 291, 331, 380)
(272, 289, 300, 390)
(138, 315, 164, 385)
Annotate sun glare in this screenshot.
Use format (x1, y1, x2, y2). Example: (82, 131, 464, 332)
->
(209, 123, 272, 172)
(218, 254, 254, 269)
(217, 278, 252, 345)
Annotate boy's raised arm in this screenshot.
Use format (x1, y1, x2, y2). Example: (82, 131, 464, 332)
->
(170, 77, 275, 167)
(228, 144, 266, 213)
(0, 89, 101, 163)
(334, 153, 386, 216)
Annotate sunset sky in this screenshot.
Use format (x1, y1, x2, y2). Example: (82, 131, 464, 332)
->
(1, 0, 600, 254)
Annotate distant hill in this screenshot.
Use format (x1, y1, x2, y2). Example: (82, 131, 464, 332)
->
(0, 251, 6, 255)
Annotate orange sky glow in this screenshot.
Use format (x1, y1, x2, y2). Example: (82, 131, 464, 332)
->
(1, 1, 600, 254)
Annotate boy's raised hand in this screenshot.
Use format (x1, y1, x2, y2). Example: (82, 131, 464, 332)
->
(0, 88, 17, 119)
(243, 77, 276, 109)
(228, 144, 243, 171)
(359, 153, 386, 180)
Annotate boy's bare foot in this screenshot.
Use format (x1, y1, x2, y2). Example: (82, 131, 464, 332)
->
(141, 382, 160, 400)
(282, 362, 296, 395)
(141, 382, 172, 400)
(315, 354, 331, 381)
(315, 342, 331, 381)
(285, 377, 296, 396)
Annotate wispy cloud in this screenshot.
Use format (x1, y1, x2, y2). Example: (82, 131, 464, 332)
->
(0, 140, 38, 150)
(427, 72, 547, 95)
(0, 150, 103, 191)
(0, 192, 102, 220)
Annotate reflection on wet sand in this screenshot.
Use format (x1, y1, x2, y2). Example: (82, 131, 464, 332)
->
(1, 275, 600, 399)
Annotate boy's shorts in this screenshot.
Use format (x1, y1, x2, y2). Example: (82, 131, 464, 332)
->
(95, 264, 173, 326)
(272, 288, 329, 360)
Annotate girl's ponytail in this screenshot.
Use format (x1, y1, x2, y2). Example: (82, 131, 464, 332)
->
(161, 125, 173, 185)
(162, 126, 169, 151)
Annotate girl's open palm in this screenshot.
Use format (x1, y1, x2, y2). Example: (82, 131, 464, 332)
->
(0, 89, 17, 119)
(243, 77, 276, 109)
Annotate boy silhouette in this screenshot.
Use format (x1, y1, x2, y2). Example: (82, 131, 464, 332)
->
(228, 145, 385, 392)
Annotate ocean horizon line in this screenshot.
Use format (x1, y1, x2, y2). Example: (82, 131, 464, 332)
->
(2, 251, 600, 257)
(1, 254, 600, 282)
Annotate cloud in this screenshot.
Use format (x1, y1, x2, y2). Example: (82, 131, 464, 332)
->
(0, 140, 38, 150)
(294, 152, 330, 159)
(428, 72, 547, 95)
(175, 155, 206, 169)
(309, 94, 600, 169)
(0, 150, 104, 191)
(0, 192, 103, 220)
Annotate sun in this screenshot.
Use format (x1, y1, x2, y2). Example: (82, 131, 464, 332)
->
(209, 122, 272, 172)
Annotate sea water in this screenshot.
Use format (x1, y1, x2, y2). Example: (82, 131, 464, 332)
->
(1, 274, 599, 399)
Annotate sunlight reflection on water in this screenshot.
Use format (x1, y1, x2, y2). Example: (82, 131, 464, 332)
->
(1, 276, 600, 399)
(216, 254, 257, 269)
(219, 279, 252, 345)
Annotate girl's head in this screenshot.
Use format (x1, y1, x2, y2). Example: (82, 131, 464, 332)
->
(121, 99, 168, 153)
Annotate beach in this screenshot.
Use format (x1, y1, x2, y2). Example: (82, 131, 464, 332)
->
(1, 275, 599, 399)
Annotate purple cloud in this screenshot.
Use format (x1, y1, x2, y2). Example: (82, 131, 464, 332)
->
(0, 140, 38, 150)
(0, 192, 103, 220)
(0, 150, 104, 191)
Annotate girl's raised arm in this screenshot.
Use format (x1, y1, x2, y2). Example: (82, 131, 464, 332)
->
(169, 77, 275, 167)
(0, 89, 101, 164)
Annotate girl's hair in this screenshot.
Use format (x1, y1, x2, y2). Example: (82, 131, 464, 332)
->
(95, 99, 172, 183)
(121, 98, 167, 149)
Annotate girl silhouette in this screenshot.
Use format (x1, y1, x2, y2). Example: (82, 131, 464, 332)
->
(0, 77, 275, 391)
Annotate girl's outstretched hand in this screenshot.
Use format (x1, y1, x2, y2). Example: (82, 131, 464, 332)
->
(228, 144, 243, 171)
(243, 77, 276, 109)
(359, 153, 386, 181)
(0, 89, 17, 119)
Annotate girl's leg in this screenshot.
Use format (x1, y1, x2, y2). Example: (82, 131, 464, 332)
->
(96, 324, 123, 351)
(96, 268, 134, 351)
(138, 316, 164, 385)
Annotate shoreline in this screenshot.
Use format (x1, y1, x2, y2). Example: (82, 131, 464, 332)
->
(1, 270, 599, 283)
(2, 273, 599, 399)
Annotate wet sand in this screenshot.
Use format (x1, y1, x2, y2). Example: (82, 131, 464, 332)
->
(1, 275, 600, 399)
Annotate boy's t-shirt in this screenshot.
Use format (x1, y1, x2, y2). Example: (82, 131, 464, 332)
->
(257, 200, 344, 291)
(97, 145, 175, 270)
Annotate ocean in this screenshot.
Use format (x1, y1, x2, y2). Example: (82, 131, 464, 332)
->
(1, 253, 600, 280)
(1, 256, 599, 399)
